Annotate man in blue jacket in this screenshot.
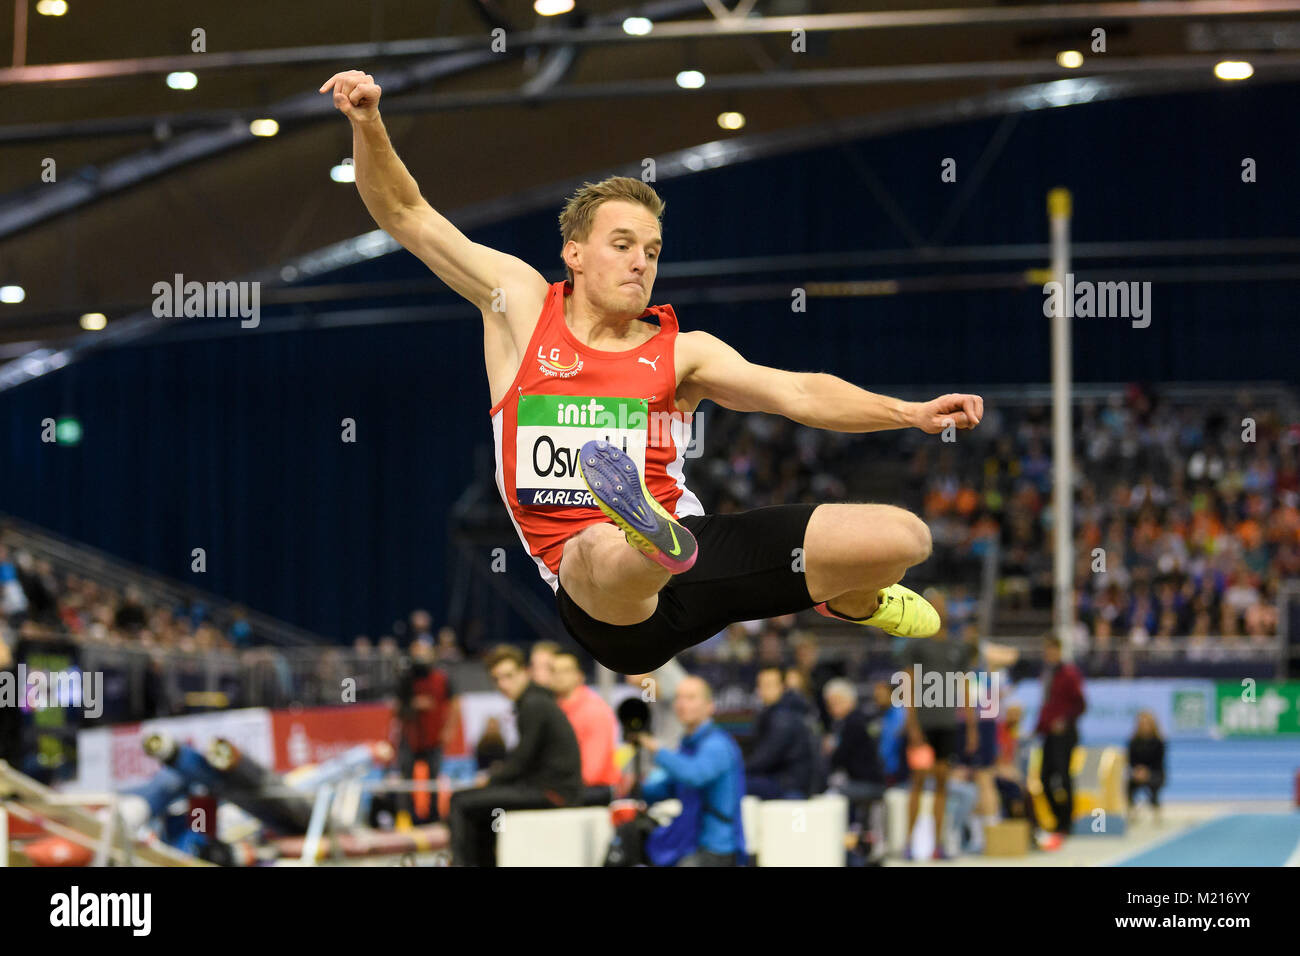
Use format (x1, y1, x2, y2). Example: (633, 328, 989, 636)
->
(639, 675, 746, 867)
(744, 666, 816, 799)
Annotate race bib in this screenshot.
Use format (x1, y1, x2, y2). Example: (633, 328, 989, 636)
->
(515, 395, 649, 508)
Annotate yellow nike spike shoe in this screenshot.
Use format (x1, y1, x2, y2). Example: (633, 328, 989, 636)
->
(578, 439, 698, 574)
(814, 583, 941, 638)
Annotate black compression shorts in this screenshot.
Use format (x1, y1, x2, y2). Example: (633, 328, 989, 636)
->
(555, 503, 819, 674)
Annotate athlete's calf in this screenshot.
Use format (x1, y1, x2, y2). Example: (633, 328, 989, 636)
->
(802, 503, 932, 619)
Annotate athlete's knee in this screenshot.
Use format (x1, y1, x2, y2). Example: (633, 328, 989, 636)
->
(559, 526, 601, 591)
(871, 504, 931, 567)
(899, 509, 933, 565)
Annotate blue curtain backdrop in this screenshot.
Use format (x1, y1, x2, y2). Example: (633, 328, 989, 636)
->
(2, 82, 1297, 641)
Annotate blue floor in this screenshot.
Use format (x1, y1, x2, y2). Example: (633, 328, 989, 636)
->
(1114, 813, 1300, 866)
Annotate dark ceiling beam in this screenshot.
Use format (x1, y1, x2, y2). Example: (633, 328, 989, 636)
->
(5, 53, 1300, 145)
(2, 2, 1300, 84)
(381, 52, 1300, 107)
(465, 0, 520, 33)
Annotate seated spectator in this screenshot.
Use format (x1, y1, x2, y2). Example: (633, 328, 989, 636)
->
(822, 678, 886, 861)
(551, 651, 620, 801)
(745, 666, 815, 800)
(447, 646, 582, 867)
(638, 676, 746, 867)
(822, 679, 884, 790)
(1127, 710, 1166, 821)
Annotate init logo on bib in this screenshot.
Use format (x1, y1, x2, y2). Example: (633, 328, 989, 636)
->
(516, 395, 649, 508)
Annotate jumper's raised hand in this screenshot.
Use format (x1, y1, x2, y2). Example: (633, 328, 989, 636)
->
(911, 392, 984, 433)
(318, 70, 382, 121)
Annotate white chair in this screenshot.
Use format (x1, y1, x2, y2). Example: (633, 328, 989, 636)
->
(740, 794, 762, 857)
(756, 795, 849, 866)
(495, 806, 612, 867)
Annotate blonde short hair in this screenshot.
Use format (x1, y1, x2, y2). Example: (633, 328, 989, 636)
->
(558, 176, 666, 283)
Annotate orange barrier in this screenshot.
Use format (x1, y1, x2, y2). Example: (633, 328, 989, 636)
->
(413, 760, 431, 820)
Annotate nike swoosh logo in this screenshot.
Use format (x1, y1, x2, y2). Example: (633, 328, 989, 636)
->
(667, 523, 682, 556)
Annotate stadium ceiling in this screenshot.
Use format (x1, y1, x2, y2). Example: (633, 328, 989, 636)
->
(1, 0, 1300, 353)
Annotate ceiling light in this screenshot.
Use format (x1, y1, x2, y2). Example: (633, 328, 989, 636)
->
(1214, 60, 1254, 81)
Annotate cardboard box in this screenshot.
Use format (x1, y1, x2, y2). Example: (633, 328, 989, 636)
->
(983, 819, 1031, 857)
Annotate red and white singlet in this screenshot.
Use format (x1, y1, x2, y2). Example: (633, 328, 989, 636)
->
(489, 280, 705, 591)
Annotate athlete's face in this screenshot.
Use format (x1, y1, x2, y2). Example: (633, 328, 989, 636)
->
(574, 200, 661, 316)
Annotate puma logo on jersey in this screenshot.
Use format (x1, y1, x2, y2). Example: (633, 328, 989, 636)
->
(638, 355, 660, 372)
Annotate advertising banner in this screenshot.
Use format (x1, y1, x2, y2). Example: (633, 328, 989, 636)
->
(1009, 678, 1216, 742)
(1214, 681, 1300, 737)
(269, 703, 394, 770)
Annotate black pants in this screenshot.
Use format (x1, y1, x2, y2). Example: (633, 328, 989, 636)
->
(995, 777, 1044, 831)
(747, 775, 807, 800)
(677, 850, 738, 867)
(1039, 729, 1077, 835)
(556, 504, 819, 674)
(447, 784, 571, 867)
(1128, 770, 1165, 807)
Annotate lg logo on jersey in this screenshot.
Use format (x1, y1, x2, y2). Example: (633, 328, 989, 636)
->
(536, 345, 584, 379)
